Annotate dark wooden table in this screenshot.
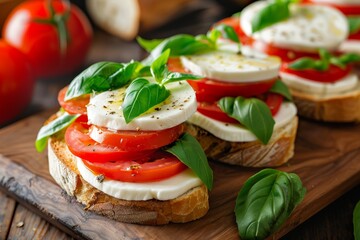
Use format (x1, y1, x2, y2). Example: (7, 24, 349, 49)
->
(0, 1, 359, 239)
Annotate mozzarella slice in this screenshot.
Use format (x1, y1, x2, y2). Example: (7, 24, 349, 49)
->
(87, 79, 196, 131)
(180, 51, 280, 82)
(338, 40, 360, 54)
(280, 72, 358, 95)
(240, 2, 349, 52)
(187, 102, 297, 142)
(311, 0, 360, 5)
(77, 158, 202, 201)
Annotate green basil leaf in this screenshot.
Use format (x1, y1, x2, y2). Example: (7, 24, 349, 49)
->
(337, 53, 360, 65)
(35, 113, 79, 152)
(354, 200, 360, 240)
(65, 61, 141, 100)
(269, 79, 293, 101)
(251, 1, 291, 33)
(218, 97, 275, 144)
(142, 34, 215, 65)
(213, 24, 240, 44)
(122, 78, 170, 123)
(136, 36, 164, 52)
(232, 12, 241, 18)
(161, 72, 202, 85)
(288, 57, 328, 71)
(235, 169, 306, 240)
(348, 17, 360, 34)
(151, 49, 170, 83)
(166, 133, 213, 190)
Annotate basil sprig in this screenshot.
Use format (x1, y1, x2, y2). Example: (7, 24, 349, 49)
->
(35, 112, 79, 152)
(166, 133, 213, 190)
(269, 79, 292, 101)
(235, 169, 306, 240)
(348, 17, 360, 35)
(138, 25, 240, 64)
(218, 97, 275, 144)
(122, 50, 201, 123)
(252, 0, 298, 33)
(65, 61, 143, 100)
(354, 200, 360, 240)
(289, 49, 360, 71)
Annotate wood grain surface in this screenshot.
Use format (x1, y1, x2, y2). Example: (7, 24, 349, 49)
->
(0, 110, 360, 240)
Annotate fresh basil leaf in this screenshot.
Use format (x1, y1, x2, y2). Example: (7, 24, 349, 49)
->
(235, 169, 306, 240)
(166, 133, 213, 190)
(137, 37, 164, 52)
(232, 12, 241, 18)
(142, 34, 214, 65)
(218, 97, 275, 144)
(35, 113, 79, 152)
(348, 17, 360, 34)
(337, 53, 360, 65)
(288, 57, 328, 71)
(161, 72, 202, 85)
(122, 78, 170, 123)
(213, 24, 240, 44)
(251, 1, 291, 33)
(269, 79, 292, 101)
(354, 200, 360, 240)
(151, 49, 170, 83)
(65, 61, 141, 100)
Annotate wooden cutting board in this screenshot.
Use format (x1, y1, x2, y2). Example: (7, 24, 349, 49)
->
(1, 110, 360, 240)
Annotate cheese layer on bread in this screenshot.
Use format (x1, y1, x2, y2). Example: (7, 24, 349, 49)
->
(77, 158, 202, 201)
(240, 1, 348, 52)
(180, 51, 280, 82)
(87, 79, 196, 131)
(280, 72, 358, 95)
(187, 102, 297, 142)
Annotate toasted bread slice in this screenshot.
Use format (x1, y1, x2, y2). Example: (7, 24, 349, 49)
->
(185, 116, 298, 167)
(48, 132, 209, 225)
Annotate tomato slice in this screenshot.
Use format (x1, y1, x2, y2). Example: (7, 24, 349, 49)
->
(58, 86, 89, 115)
(305, 0, 360, 15)
(65, 118, 155, 162)
(88, 124, 184, 151)
(168, 58, 277, 102)
(349, 29, 360, 41)
(213, 17, 245, 38)
(266, 93, 283, 116)
(197, 102, 238, 124)
(82, 151, 187, 182)
(281, 62, 352, 83)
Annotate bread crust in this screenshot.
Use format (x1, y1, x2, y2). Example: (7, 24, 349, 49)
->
(185, 116, 298, 167)
(48, 133, 209, 225)
(290, 86, 360, 122)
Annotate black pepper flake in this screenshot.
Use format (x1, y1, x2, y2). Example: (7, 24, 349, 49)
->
(179, 104, 184, 107)
(151, 115, 155, 118)
(154, 107, 161, 111)
(103, 105, 107, 109)
(156, 117, 160, 119)
(179, 81, 183, 85)
(96, 174, 105, 183)
(166, 108, 170, 110)
(225, 123, 229, 126)
(108, 100, 114, 103)
(109, 111, 116, 115)
(92, 149, 96, 152)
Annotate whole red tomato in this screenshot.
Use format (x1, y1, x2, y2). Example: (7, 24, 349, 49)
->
(0, 40, 35, 125)
(2, 0, 92, 78)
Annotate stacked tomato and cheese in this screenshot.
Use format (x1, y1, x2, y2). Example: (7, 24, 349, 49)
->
(168, 49, 298, 166)
(304, 0, 360, 54)
(56, 80, 203, 201)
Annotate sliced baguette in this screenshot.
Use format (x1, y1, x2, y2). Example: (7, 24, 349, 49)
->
(185, 116, 298, 167)
(290, 84, 360, 122)
(48, 132, 209, 225)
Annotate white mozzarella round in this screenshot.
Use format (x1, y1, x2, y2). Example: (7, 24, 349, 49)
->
(338, 40, 360, 54)
(77, 158, 202, 201)
(180, 51, 280, 82)
(311, 0, 360, 5)
(240, 1, 349, 52)
(87, 79, 197, 131)
(280, 72, 358, 95)
(187, 102, 297, 142)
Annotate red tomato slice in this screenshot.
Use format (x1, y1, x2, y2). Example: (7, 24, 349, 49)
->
(88, 124, 185, 151)
(281, 62, 352, 83)
(197, 94, 283, 124)
(58, 86, 89, 115)
(65, 118, 155, 162)
(213, 17, 245, 38)
(305, 0, 360, 15)
(349, 29, 360, 41)
(167, 58, 277, 102)
(266, 93, 283, 116)
(82, 151, 187, 182)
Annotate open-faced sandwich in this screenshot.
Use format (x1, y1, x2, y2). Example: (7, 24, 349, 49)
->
(303, 0, 360, 54)
(35, 52, 213, 225)
(138, 26, 298, 167)
(218, 0, 360, 122)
